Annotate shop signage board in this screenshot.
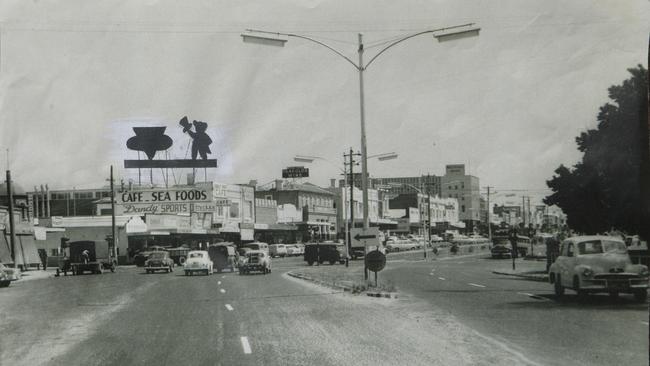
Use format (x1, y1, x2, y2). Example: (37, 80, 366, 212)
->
(282, 166, 309, 178)
(118, 187, 214, 215)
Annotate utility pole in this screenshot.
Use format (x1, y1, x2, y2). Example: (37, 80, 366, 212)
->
(342, 151, 349, 267)
(110, 166, 117, 267)
(6, 171, 16, 267)
(522, 196, 526, 227)
(425, 174, 432, 259)
(486, 186, 493, 241)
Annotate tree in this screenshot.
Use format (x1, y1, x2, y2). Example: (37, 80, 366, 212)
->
(544, 65, 649, 236)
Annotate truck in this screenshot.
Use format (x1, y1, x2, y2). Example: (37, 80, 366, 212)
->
(65, 240, 117, 275)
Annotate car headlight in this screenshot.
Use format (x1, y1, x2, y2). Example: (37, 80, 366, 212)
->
(640, 267, 649, 277)
(582, 268, 593, 277)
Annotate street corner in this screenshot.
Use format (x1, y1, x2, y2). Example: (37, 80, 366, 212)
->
(492, 269, 549, 282)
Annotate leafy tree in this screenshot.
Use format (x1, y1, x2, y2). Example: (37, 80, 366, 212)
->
(544, 65, 648, 236)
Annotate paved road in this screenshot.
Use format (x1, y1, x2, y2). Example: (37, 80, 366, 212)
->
(0, 256, 541, 366)
(0, 253, 646, 366)
(383, 254, 649, 366)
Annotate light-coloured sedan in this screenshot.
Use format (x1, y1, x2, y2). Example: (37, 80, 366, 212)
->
(183, 250, 213, 276)
(549, 236, 649, 301)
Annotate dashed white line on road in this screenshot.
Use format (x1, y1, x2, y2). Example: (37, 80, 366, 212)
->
(438, 277, 446, 280)
(641, 321, 649, 325)
(225, 304, 234, 311)
(241, 336, 252, 354)
(220, 288, 226, 293)
(221, 276, 226, 279)
(468, 283, 486, 288)
(218, 281, 221, 285)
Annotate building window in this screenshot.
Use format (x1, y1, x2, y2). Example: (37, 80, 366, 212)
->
(461, 205, 465, 212)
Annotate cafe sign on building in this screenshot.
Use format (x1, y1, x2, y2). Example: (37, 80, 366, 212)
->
(117, 187, 213, 215)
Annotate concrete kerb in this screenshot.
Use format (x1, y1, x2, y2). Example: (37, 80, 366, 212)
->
(492, 270, 549, 282)
(287, 271, 398, 298)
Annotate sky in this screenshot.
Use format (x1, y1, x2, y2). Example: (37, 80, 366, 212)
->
(0, 0, 648, 207)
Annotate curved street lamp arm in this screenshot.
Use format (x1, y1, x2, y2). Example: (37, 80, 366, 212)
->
(364, 23, 475, 70)
(245, 29, 360, 70)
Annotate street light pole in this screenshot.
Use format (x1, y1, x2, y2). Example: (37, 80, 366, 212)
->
(357, 34, 370, 230)
(243, 23, 479, 235)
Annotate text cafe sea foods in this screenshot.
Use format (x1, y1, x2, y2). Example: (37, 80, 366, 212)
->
(118, 188, 213, 214)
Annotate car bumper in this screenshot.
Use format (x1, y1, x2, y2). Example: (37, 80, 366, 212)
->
(184, 267, 209, 272)
(580, 278, 649, 292)
(241, 264, 265, 271)
(146, 266, 169, 271)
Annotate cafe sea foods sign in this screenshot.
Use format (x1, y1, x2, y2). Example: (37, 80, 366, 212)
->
(118, 187, 226, 214)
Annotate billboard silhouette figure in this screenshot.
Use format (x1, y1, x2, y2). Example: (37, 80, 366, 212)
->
(179, 116, 212, 160)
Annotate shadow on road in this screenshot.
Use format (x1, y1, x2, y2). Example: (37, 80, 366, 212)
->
(505, 293, 648, 310)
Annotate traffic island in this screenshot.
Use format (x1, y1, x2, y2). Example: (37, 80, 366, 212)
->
(492, 269, 549, 282)
(287, 267, 398, 299)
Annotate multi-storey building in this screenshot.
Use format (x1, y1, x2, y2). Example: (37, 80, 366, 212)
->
(256, 180, 337, 241)
(440, 164, 480, 226)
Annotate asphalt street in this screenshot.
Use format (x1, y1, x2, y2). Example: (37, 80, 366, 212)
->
(0, 253, 647, 366)
(383, 253, 649, 366)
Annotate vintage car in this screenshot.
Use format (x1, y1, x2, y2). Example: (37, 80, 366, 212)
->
(304, 243, 346, 266)
(239, 250, 271, 275)
(208, 243, 238, 273)
(549, 236, 649, 301)
(0, 271, 10, 287)
(144, 251, 174, 274)
(0, 262, 22, 281)
(183, 251, 213, 276)
(269, 244, 288, 258)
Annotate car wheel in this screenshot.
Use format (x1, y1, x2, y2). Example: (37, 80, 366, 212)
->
(573, 276, 587, 299)
(633, 289, 647, 302)
(554, 274, 564, 297)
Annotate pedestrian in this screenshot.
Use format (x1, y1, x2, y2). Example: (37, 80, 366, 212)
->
(82, 249, 90, 264)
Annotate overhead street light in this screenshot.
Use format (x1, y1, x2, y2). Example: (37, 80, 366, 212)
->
(243, 23, 480, 234)
(241, 34, 287, 47)
(434, 27, 481, 42)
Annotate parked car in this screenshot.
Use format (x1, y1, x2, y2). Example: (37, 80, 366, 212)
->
(293, 244, 305, 256)
(269, 244, 288, 258)
(243, 242, 269, 254)
(208, 243, 238, 273)
(549, 236, 649, 301)
(491, 237, 512, 259)
(304, 243, 346, 266)
(0, 262, 22, 281)
(285, 245, 297, 257)
(183, 251, 213, 276)
(239, 250, 271, 275)
(144, 251, 174, 274)
(0, 271, 10, 288)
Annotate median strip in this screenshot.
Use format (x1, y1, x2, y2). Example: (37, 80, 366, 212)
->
(240, 336, 252, 354)
(468, 283, 486, 288)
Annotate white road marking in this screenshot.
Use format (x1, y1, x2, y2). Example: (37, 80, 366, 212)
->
(221, 276, 226, 279)
(468, 283, 486, 288)
(438, 277, 446, 280)
(225, 304, 234, 311)
(218, 281, 221, 285)
(241, 336, 252, 354)
(641, 321, 649, 325)
(220, 288, 226, 293)
(517, 292, 535, 297)
(429, 273, 435, 276)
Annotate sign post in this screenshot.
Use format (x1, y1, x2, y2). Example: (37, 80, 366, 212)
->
(350, 227, 382, 282)
(365, 249, 386, 287)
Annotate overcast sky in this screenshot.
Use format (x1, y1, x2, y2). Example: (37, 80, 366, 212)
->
(0, 0, 648, 206)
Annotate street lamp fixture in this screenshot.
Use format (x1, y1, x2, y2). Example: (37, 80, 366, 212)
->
(243, 23, 479, 234)
(241, 34, 287, 47)
(434, 27, 481, 42)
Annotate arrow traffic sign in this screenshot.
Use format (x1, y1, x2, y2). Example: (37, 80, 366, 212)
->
(354, 234, 376, 241)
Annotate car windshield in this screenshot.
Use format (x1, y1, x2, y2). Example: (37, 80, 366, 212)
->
(578, 240, 627, 255)
(189, 253, 204, 258)
(149, 253, 166, 259)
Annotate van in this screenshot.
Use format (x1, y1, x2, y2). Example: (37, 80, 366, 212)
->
(244, 242, 269, 254)
(304, 243, 346, 266)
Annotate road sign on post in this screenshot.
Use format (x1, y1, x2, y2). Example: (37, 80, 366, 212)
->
(350, 227, 381, 250)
